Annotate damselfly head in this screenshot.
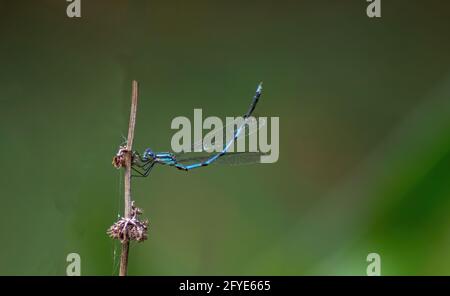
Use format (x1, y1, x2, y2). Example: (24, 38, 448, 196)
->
(143, 148, 156, 161)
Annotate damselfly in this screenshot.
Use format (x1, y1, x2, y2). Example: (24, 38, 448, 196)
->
(113, 83, 264, 177)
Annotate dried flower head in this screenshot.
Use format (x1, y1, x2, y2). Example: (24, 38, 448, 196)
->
(107, 201, 149, 243)
(112, 146, 129, 169)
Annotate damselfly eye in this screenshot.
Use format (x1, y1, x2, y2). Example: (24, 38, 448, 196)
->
(144, 148, 155, 159)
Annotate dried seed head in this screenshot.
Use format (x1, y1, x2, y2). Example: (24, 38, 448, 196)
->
(112, 146, 129, 169)
(107, 201, 149, 243)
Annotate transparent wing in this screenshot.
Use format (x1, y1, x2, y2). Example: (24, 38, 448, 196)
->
(175, 152, 265, 166)
(190, 116, 267, 152)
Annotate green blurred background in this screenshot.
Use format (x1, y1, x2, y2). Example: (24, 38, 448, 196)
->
(0, 0, 449, 275)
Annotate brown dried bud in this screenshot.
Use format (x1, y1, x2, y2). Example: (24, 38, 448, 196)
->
(112, 146, 129, 169)
(107, 201, 149, 243)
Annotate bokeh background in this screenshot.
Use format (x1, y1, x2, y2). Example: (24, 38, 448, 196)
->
(0, 0, 449, 275)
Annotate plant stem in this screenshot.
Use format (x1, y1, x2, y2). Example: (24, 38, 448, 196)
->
(119, 80, 139, 276)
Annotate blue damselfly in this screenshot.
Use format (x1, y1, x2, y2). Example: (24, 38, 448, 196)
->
(113, 83, 264, 177)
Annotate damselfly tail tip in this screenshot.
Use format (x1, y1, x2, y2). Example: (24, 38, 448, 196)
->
(256, 82, 263, 94)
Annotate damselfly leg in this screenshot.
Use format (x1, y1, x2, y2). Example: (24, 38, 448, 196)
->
(132, 162, 156, 177)
(131, 151, 157, 177)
